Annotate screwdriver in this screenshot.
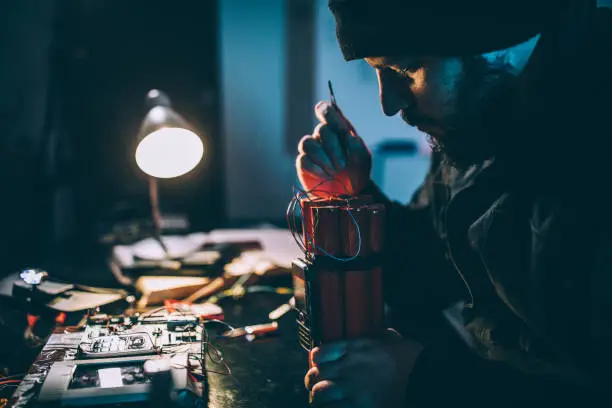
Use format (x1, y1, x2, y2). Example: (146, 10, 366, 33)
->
(219, 321, 279, 340)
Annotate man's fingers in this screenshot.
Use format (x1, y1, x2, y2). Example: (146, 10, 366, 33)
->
(310, 340, 374, 367)
(297, 154, 329, 180)
(305, 366, 320, 391)
(315, 123, 346, 170)
(346, 135, 369, 153)
(298, 136, 335, 176)
(311, 343, 347, 366)
(346, 136, 371, 166)
(310, 380, 349, 406)
(305, 362, 343, 391)
(315, 101, 354, 137)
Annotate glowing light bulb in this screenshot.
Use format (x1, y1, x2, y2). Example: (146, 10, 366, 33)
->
(135, 127, 204, 178)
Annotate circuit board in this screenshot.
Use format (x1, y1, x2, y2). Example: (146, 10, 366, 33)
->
(82, 311, 204, 351)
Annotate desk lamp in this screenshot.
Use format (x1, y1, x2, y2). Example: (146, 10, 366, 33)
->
(136, 89, 204, 256)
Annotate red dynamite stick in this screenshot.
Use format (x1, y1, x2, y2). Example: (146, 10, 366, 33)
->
(319, 270, 343, 342)
(313, 205, 344, 342)
(340, 203, 371, 338)
(344, 269, 371, 338)
(348, 205, 372, 257)
(343, 203, 386, 338)
(338, 204, 352, 259)
(302, 198, 345, 254)
(370, 266, 384, 335)
(312, 205, 341, 256)
(300, 199, 315, 254)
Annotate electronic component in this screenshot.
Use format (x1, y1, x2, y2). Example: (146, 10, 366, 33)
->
(86, 314, 109, 326)
(82, 309, 206, 352)
(109, 316, 123, 325)
(166, 315, 199, 332)
(78, 334, 157, 359)
(38, 354, 195, 406)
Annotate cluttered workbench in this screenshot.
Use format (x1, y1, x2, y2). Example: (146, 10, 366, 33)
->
(1, 228, 309, 408)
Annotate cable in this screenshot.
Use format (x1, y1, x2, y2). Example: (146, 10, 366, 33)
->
(203, 319, 235, 331)
(197, 321, 232, 377)
(138, 303, 190, 322)
(0, 374, 25, 381)
(287, 178, 363, 261)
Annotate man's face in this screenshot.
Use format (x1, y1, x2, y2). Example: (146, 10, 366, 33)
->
(365, 54, 520, 168)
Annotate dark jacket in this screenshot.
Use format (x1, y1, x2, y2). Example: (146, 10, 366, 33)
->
(369, 7, 612, 406)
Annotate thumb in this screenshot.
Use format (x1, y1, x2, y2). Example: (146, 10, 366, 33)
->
(315, 101, 357, 137)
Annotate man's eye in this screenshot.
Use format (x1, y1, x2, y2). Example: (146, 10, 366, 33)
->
(394, 65, 420, 77)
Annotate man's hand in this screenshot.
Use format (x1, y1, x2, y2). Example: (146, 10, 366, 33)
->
(305, 336, 424, 407)
(297, 101, 371, 197)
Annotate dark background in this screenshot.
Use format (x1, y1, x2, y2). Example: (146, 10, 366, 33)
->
(0, 0, 225, 277)
(53, 0, 224, 234)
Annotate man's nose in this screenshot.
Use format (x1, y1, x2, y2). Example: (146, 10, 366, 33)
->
(377, 69, 412, 117)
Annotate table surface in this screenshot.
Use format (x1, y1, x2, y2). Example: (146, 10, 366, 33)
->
(9, 291, 309, 408)
(206, 293, 309, 408)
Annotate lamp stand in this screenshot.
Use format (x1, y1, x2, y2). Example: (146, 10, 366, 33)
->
(148, 176, 170, 257)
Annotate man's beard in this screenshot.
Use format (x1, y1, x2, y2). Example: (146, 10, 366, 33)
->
(403, 56, 520, 170)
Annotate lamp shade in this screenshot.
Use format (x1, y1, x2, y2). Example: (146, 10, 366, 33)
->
(135, 90, 204, 179)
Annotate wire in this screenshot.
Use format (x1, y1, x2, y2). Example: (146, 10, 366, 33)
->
(0, 374, 25, 381)
(162, 344, 192, 355)
(310, 198, 362, 262)
(287, 181, 336, 253)
(286, 178, 363, 262)
(138, 306, 168, 320)
(209, 286, 292, 304)
(80, 307, 235, 377)
(203, 319, 235, 331)
(138, 303, 191, 323)
(198, 321, 232, 377)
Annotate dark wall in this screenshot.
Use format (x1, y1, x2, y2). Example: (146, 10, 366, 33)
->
(0, 2, 56, 275)
(52, 0, 223, 244)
